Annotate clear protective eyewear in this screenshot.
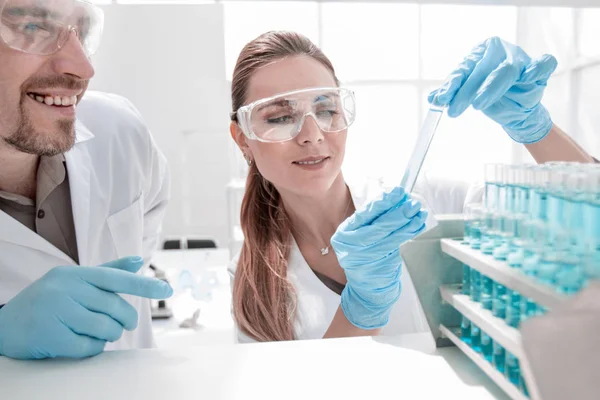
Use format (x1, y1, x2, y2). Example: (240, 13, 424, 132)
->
(232, 87, 356, 143)
(0, 0, 104, 57)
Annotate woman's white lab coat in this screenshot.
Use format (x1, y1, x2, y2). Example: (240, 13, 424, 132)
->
(0, 92, 170, 351)
(228, 186, 433, 343)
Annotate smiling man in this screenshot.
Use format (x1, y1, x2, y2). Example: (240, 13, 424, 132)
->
(0, 0, 173, 360)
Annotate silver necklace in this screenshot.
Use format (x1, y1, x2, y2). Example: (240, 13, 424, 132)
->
(292, 196, 352, 256)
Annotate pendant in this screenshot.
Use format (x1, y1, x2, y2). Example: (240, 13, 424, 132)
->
(320, 247, 329, 256)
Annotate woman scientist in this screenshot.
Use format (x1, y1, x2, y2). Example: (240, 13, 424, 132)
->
(227, 32, 595, 343)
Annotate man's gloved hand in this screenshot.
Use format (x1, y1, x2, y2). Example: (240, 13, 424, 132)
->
(0, 257, 173, 360)
(429, 36, 558, 144)
(331, 186, 427, 330)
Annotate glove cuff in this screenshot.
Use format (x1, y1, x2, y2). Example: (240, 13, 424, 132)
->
(340, 284, 400, 330)
(505, 106, 553, 144)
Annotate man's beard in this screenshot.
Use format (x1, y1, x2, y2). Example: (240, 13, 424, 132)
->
(3, 97, 76, 156)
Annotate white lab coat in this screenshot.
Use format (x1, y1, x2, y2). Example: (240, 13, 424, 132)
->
(228, 185, 433, 343)
(0, 91, 170, 351)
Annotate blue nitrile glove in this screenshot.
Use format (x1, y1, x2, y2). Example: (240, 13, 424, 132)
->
(428, 36, 558, 144)
(0, 257, 173, 360)
(331, 186, 427, 330)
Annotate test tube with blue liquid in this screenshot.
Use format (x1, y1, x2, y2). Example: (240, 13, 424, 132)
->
(460, 316, 471, 344)
(520, 296, 538, 325)
(492, 341, 505, 373)
(505, 351, 520, 386)
(470, 322, 481, 353)
(521, 220, 543, 278)
(482, 164, 503, 254)
(493, 165, 514, 261)
(583, 169, 600, 285)
(480, 332, 493, 362)
(554, 170, 586, 294)
(505, 289, 521, 328)
(507, 165, 532, 267)
(465, 203, 483, 250)
(492, 282, 507, 319)
(480, 275, 493, 310)
(520, 376, 530, 398)
(462, 263, 471, 296)
(522, 167, 551, 278)
(536, 166, 576, 288)
(470, 268, 481, 303)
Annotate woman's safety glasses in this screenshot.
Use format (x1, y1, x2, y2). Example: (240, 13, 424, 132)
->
(0, 0, 104, 57)
(232, 87, 356, 143)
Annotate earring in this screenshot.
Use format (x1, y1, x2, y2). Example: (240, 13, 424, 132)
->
(243, 152, 253, 166)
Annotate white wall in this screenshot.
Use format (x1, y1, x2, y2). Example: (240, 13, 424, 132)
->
(89, 4, 232, 247)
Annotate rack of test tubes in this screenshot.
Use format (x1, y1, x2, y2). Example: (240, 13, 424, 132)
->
(437, 162, 600, 400)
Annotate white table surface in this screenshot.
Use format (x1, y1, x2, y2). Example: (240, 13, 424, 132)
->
(0, 333, 510, 400)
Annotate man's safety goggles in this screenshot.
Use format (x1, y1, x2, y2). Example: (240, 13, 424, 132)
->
(0, 0, 104, 57)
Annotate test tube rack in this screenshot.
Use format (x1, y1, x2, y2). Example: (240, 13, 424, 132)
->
(438, 238, 568, 400)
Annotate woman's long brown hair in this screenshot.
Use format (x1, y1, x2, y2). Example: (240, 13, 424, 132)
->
(231, 31, 339, 341)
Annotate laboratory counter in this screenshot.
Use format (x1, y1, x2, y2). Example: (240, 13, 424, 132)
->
(0, 333, 510, 399)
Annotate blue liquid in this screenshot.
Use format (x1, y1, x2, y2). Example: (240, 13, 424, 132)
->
(462, 264, 471, 295)
(520, 375, 530, 398)
(505, 352, 520, 386)
(510, 182, 529, 260)
(547, 193, 565, 232)
(460, 316, 471, 344)
(492, 283, 507, 319)
(520, 297, 537, 324)
(507, 248, 524, 267)
(470, 323, 481, 352)
(463, 222, 471, 245)
(515, 184, 530, 215)
(485, 182, 499, 211)
(481, 332, 493, 362)
(492, 342, 505, 373)
(565, 196, 585, 237)
(529, 189, 548, 222)
(480, 275, 493, 310)
(505, 290, 521, 328)
(481, 239, 495, 255)
(481, 211, 496, 254)
(522, 251, 540, 277)
(493, 183, 517, 260)
(537, 251, 560, 287)
(535, 304, 547, 317)
(555, 261, 584, 295)
(583, 249, 600, 286)
(492, 238, 510, 260)
(582, 201, 600, 283)
(470, 269, 481, 303)
(481, 182, 498, 251)
(470, 225, 482, 250)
